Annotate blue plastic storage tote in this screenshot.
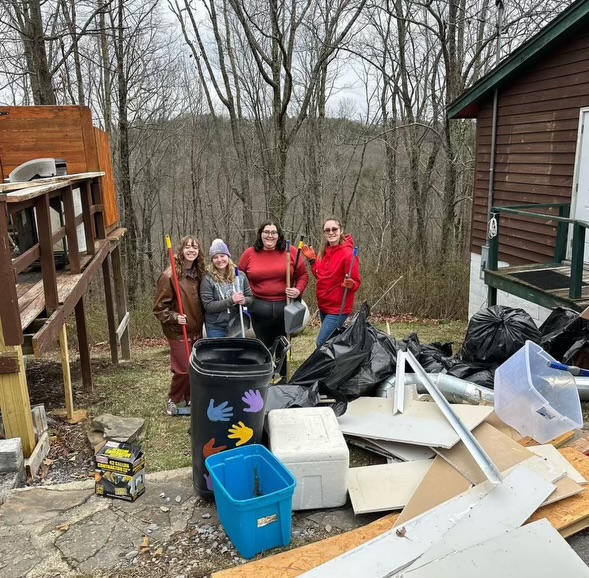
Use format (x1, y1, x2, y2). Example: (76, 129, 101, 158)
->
(205, 444, 296, 559)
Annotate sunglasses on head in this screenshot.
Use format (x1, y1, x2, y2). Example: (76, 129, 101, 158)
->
(323, 227, 339, 233)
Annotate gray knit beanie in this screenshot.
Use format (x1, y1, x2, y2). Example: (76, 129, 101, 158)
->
(209, 238, 231, 259)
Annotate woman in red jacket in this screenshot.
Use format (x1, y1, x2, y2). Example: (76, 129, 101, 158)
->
(239, 220, 308, 360)
(302, 218, 361, 347)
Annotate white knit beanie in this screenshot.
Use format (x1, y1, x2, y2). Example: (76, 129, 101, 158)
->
(209, 238, 231, 259)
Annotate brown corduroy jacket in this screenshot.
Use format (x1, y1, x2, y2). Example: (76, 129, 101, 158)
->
(153, 266, 204, 340)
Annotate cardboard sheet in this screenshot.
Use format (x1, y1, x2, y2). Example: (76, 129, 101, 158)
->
(394, 456, 472, 527)
(434, 422, 533, 484)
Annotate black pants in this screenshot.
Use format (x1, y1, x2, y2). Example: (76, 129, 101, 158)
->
(250, 299, 287, 376)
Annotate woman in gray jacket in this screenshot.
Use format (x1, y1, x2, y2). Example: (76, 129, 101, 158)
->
(200, 239, 254, 337)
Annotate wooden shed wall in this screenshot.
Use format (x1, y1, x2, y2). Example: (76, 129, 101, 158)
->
(0, 106, 119, 229)
(471, 30, 589, 264)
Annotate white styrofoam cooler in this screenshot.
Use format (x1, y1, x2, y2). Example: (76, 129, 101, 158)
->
(268, 407, 349, 510)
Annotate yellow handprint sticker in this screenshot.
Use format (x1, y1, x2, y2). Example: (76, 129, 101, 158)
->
(228, 421, 254, 447)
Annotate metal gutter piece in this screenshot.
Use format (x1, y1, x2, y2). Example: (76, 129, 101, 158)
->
(403, 349, 503, 485)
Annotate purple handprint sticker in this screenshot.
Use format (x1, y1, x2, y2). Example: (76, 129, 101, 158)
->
(242, 389, 264, 413)
(207, 399, 234, 422)
(204, 472, 213, 491)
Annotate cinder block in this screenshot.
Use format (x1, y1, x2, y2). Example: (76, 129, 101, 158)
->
(0, 438, 24, 473)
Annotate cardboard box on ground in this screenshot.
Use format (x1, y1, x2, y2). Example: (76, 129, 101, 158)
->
(95, 441, 145, 502)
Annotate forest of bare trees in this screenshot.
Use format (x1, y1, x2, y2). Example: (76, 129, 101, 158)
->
(0, 0, 565, 318)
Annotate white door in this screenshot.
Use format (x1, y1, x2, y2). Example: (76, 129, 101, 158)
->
(571, 108, 589, 262)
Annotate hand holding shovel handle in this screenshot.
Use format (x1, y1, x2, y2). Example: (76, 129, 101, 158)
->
(165, 235, 191, 363)
(337, 246, 359, 327)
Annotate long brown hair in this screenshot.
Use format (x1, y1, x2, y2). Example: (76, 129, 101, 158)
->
(318, 217, 344, 260)
(206, 258, 237, 284)
(174, 235, 205, 279)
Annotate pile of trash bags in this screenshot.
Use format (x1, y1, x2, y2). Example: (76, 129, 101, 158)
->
(268, 302, 589, 414)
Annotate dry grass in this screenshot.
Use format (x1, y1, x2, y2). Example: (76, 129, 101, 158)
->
(77, 319, 468, 472)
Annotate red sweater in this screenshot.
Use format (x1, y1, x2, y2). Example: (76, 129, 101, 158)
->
(311, 234, 360, 315)
(239, 246, 309, 302)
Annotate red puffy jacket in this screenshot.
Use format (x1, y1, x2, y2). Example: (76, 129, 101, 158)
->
(311, 234, 360, 315)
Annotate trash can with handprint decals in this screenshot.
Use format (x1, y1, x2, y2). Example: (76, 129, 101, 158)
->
(190, 337, 273, 499)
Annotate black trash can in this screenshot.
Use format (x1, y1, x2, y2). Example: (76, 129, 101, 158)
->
(190, 338, 273, 499)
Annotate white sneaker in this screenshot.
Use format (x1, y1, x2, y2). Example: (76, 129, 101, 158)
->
(166, 399, 178, 416)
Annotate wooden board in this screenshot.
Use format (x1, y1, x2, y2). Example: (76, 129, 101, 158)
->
(519, 430, 575, 448)
(434, 422, 534, 485)
(528, 448, 589, 537)
(394, 456, 472, 527)
(211, 513, 399, 578)
(347, 460, 433, 514)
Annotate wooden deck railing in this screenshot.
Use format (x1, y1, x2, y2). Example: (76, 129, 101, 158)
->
(0, 173, 106, 346)
(487, 202, 589, 300)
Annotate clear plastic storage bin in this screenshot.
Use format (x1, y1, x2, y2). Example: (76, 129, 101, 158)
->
(494, 340, 583, 443)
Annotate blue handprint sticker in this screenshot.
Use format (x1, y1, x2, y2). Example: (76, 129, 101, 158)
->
(242, 389, 264, 413)
(207, 399, 234, 422)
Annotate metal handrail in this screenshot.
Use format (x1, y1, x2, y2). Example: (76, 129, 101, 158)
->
(488, 202, 586, 299)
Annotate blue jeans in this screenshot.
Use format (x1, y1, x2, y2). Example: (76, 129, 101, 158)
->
(317, 312, 348, 348)
(205, 324, 227, 338)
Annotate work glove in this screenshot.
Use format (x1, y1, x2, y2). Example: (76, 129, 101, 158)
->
(341, 277, 354, 289)
(301, 244, 316, 261)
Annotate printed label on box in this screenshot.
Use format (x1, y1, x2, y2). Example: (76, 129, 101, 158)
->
(257, 514, 278, 527)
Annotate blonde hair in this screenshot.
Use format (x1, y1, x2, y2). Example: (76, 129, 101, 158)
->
(206, 258, 237, 284)
(318, 217, 344, 260)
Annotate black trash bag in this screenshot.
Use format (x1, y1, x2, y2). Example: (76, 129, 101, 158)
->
(539, 307, 589, 365)
(264, 382, 322, 414)
(263, 381, 348, 417)
(290, 302, 375, 393)
(338, 329, 397, 399)
(459, 305, 541, 364)
(446, 361, 497, 389)
(397, 334, 454, 373)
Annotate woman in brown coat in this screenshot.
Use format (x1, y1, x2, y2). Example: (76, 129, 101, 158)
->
(154, 235, 205, 415)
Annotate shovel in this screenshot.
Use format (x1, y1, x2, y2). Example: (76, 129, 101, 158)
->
(284, 236, 307, 334)
(234, 266, 246, 338)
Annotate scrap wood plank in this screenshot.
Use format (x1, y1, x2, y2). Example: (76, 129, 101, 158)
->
(528, 448, 589, 537)
(211, 513, 399, 578)
(518, 430, 575, 448)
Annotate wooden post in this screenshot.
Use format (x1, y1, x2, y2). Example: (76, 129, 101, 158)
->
(0, 335, 36, 457)
(486, 211, 500, 307)
(62, 185, 81, 273)
(102, 255, 118, 364)
(34, 193, 59, 311)
(80, 180, 95, 255)
(75, 297, 93, 391)
(0, 197, 23, 345)
(111, 243, 131, 360)
(91, 178, 107, 239)
(58, 324, 74, 420)
(554, 204, 570, 264)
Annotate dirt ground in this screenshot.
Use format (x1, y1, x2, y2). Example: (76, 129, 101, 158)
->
(22, 355, 382, 578)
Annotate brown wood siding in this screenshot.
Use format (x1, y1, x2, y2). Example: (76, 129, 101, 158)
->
(470, 30, 589, 265)
(94, 128, 119, 229)
(0, 106, 119, 229)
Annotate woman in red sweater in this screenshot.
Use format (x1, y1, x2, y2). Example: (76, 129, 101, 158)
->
(239, 220, 308, 359)
(302, 217, 361, 347)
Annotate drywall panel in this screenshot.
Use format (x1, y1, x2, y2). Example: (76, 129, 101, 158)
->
(529, 444, 587, 485)
(347, 460, 433, 514)
(338, 396, 493, 449)
(402, 520, 589, 578)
